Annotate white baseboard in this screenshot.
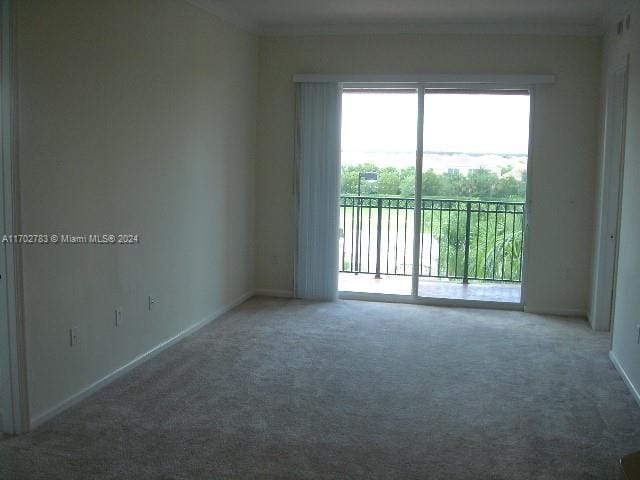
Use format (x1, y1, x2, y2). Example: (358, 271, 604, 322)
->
(609, 350, 640, 408)
(30, 290, 253, 430)
(523, 306, 587, 318)
(590, 318, 612, 332)
(253, 289, 294, 298)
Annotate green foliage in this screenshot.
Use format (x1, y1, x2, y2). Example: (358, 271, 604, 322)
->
(377, 167, 402, 195)
(339, 164, 527, 282)
(339, 201, 524, 282)
(399, 167, 416, 197)
(340, 163, 379, 195)
(341, 164, 526, 201)
(424, 204, 524, 280)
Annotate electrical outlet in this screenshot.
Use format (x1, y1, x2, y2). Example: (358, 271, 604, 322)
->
(115, 308, 123, 327)
(148, 295, 156, 311)
(69, 325, 79, 347)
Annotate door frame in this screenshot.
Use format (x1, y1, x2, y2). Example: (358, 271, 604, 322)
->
(592, 57, 629, 332)
(519, 86, 536, 310)
(0, 0, 29, 435)
(337, 80, 538, 309)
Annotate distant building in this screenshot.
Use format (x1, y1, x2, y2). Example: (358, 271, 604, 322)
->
(341, 150, 527, 179)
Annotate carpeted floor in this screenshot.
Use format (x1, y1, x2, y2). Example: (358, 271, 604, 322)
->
(1, 297, 639, 479)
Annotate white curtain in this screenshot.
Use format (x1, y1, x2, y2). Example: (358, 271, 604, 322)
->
(295, 82, 342, 301)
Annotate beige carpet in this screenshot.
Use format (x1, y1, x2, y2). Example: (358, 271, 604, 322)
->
(1, 297, 639, 479)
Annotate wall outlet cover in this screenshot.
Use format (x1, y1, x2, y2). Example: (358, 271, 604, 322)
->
(69, 325, 79, 347)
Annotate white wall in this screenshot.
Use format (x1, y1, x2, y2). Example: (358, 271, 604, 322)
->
(16, 0, 257, 421)
(606, 0, 640, 402)
(12, 1, 613, 423)
(255, 34, 602, 314)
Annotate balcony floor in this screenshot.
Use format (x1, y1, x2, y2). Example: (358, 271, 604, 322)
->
(339, 272, 521, 304)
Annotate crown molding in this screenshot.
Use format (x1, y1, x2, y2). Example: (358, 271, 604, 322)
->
(259, 21, 604, 37)
(181, 0, 606, 38)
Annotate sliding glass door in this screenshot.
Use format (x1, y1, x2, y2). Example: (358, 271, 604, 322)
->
(339, 84, 530, 305)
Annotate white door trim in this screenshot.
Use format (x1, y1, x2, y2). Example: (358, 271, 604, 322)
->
(519, 86, 536, 310)
(0, 0, 29, 435)
(411, 83, 425, 297)
(591, 58, 629, 332)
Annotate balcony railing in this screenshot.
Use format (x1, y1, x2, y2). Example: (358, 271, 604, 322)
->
(339, 195, 525, 283)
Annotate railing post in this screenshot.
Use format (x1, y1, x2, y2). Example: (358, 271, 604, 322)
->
(375, 198, 383, 279)
(354, 196, 361, 274)
(463, 201, 472, 284)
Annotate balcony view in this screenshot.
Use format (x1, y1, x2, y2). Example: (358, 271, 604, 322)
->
(339, 89, 530, 303)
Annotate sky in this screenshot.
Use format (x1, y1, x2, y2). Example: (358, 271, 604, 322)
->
(341, 91, 531, 167)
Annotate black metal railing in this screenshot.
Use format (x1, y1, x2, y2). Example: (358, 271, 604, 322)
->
(339, 195, 525, 283)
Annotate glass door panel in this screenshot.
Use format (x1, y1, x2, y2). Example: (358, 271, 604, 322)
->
(416, 90, 530, 303)
(338, 88, 418, 296)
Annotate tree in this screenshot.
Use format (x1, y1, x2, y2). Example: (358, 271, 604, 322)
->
(517, 171, 527, 198)
(340, 163, 379, 194)
(440, 171, 467, 198)
(467, 168, 498, 198)
(495, 176, 519, 199)
(340, 164, 527, 201)
(376, 167, 401, 195)
(500, 165, 514, 177)
(400, 174, 415, 197)
(422, 169, 444, 197)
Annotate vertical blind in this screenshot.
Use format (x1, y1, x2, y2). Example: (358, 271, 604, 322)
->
(295, 82, 342, 300)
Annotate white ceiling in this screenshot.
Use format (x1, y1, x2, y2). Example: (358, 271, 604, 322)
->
(196, 0, 619, 34)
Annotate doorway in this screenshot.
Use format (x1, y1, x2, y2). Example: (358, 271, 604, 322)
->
(1, 0, 27, 435)
(592, 60, 629, 332)
(338, 84, 532, 305)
